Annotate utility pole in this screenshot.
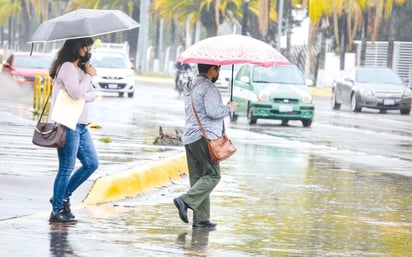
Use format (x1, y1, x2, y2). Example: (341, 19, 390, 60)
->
(276, 0, 284, 50)
(137, 0, 149, 74)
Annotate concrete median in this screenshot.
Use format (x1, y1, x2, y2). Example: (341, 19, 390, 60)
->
(83, 152, 188, 205)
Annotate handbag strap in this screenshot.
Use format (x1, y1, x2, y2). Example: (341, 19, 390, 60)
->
(190, 81, 209, 141)
(36, 95, 50, 125)
(36, 66, 60, 125)
(189, 81, 226, 141)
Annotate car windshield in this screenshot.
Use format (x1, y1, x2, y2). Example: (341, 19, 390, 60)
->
(92, 55, 129, 69)
(252, 66, 305, 84)
(14, 56, 52, 69)
(356, 69, 403, 84)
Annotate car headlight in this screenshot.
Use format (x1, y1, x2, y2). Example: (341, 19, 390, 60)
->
(359, 88, 374, 97)
(257, 92, 270, 102)
(302, 94, 313, 104)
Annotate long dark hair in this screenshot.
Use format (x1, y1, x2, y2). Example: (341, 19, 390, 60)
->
(49, 37, 94, 78)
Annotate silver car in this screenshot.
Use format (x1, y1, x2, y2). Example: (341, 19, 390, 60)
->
(90, 51, 136, 98)
(331, 67, 412, 114)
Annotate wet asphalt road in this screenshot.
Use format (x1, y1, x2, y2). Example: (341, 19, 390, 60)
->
(0, 75, 411, 256)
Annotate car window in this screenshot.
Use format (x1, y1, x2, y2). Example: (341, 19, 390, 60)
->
(356, 69, 403, 84)
(252, 66, 305, 84)
(236, 65, 250, 80)
(13, 56, 52, 69)
(92, 55, 128, 69)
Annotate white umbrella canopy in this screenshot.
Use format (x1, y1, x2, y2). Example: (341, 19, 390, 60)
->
(28, 9, 140, 43)
(177, 34, 290, 67)
(177, 34, 291, 100)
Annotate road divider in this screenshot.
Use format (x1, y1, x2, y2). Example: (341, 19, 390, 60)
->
(83, 152, 188, 205)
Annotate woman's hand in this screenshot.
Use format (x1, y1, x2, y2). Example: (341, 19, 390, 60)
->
(85, 62, 96, 76)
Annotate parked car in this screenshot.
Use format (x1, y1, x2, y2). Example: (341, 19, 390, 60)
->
(232, 64, 315, 127)
(90, 51, 135, 98)
(331, 67, 412, 114)
(2, 52, 53, 86)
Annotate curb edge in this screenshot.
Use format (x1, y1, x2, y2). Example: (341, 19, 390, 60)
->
(83, 152, 188, 205)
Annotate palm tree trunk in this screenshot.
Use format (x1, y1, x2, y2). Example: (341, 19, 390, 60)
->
(339, 11, 347, 70)
(241, 0, 249, 35)
(360, 10, 368, 66)
(285, 0, 292, 60)
(128, 3, 139, 62)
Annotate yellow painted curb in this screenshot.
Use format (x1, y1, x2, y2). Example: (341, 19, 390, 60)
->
(83, 152, 188, 205)
(310, 87, 332, 97)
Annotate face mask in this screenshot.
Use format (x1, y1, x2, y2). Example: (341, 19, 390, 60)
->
(79, 51, 91, 64)
(211, 75, 219, 83)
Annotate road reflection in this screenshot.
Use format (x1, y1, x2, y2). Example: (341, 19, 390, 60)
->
(176, 228, 213, 256)
(49, 223, 77, 257)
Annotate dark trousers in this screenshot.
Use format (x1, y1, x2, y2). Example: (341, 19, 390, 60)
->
(181, 138, 221, 222)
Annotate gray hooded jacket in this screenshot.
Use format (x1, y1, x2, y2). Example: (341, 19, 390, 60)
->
(183, 76, 232, 145)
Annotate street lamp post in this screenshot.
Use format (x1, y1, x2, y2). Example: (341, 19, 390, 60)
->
(276, 0, 284, 50)
(137, 0, 149, 74)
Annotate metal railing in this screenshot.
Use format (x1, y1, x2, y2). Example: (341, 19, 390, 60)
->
(33, 74, 53, 115)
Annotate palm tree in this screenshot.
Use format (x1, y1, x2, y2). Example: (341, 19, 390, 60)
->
(0, 0, 20, 49)
(0, 0, 52, 50)
(369, 0, 405, 68)
(67, 0, 140, 59)
(152, 0, 243, 38)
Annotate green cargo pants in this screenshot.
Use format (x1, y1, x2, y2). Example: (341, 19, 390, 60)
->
(180, 137, 221, 223)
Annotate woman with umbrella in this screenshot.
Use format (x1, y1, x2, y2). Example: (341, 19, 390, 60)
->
(173, 63, 236, 228)
(48, 37, 98, 223)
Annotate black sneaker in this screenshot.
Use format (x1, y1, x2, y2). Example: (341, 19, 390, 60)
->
(49, 198, 75, 219)
(192, 221, 217, 229)
(49, 210, 77, 223)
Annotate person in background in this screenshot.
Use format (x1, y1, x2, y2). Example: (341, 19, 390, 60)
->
(48, 37, 98, 223)
(174, 63, 236, 229)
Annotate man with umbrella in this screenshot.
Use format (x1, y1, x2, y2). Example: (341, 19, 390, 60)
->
(174, 63, 236, 229)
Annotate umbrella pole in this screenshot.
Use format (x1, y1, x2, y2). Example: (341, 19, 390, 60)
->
(230, 64, 234, 101)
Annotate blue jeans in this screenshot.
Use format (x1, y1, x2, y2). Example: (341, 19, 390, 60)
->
(52, 124, 99, 212)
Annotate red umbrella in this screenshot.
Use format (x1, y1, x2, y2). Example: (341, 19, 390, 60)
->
(176, 34, 291, 100)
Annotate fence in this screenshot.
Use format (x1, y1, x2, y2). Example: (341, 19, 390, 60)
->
(354, 41, 412, 87)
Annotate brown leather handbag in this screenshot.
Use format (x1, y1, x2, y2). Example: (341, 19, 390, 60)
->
(190, 84, 237, 163)
(32, 95, 66, 148)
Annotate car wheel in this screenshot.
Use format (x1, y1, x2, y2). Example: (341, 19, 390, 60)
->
(128, 92, 134, 98)
(281, 120, 288, 126)
(302, 119, 312, 127)
(118, 92, 124, 97)
(351, 93, 362, 112)
(230, 112, 238, 122)
(247, 107, 257, 124)
(331, 89, 341, 110)
(400, 105, 411, 115)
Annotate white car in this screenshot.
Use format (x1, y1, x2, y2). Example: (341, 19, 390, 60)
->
(215, 65, 239, 95)
(90, 51, 136, 98)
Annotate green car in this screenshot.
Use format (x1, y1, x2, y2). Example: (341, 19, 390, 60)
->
(231, 64, 315, 127)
